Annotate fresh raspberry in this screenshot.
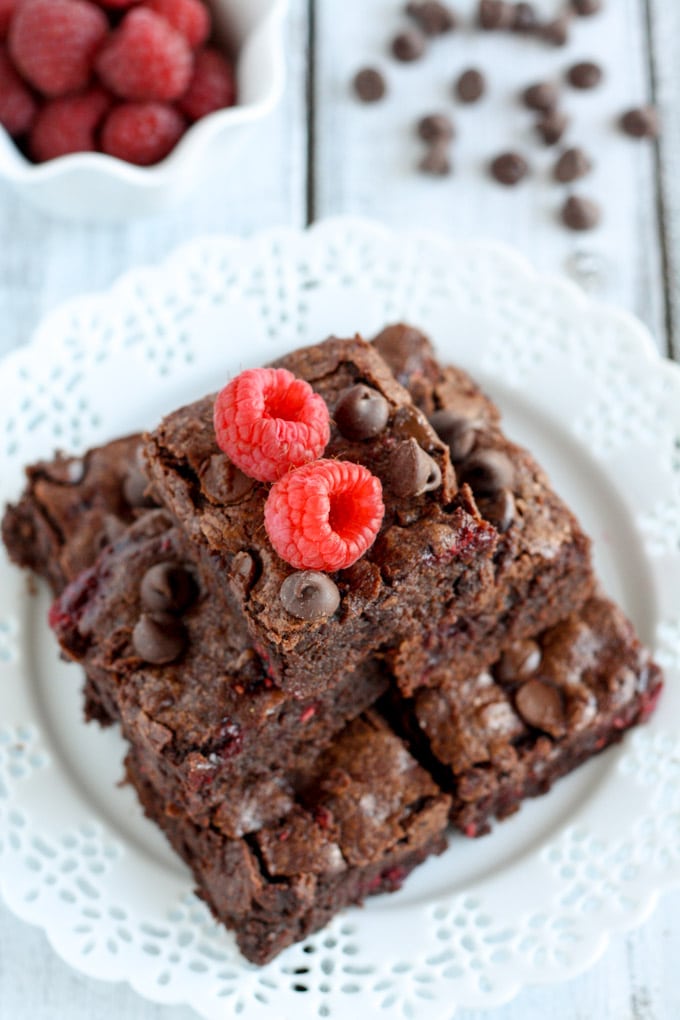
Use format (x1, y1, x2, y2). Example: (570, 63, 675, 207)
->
(100, 101, 185, 164)
(30, 86, 112, 161)
(214, 368, 331, 483)
(144, 0, 210, 49)
(0, 47, 38, 137)
(0, 0, 16, 41)
(96, 8, 193, 102)
(93, 0, 139, 7)
(9, 0, 109, 98)
(264, 460, 384, 571)
(178, 46, 236, 121)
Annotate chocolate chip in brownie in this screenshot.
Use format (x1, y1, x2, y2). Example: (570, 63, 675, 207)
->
(535, 109, 569, 145)
(572, 0, 602, 14)
(479, 487, 515, 533)
(393, 405, 441, 452)
(512, 2, 538, 33)
(389, 438, 442, 498)
(140, 562, 197, 616)
(561, 195, 601, 231)
(199, 453, 254, 505)
(495, 639, 542, 683)
(490, 151, 529, 185)
(406, 0, 457, 35)
(429, 410, 477, 463)
(478, 0, 513, 30)
(461, 449, 515, 495)
(133, 613, 187, 665)
(335, 384, 390, 441)
(353, 67, 387, 103)
(455, 68, 486, 104)
(522, 81, 559, 113)
(541, 14, 571, 46)
(392, 29, 427, 62)
(231, 550, 260, 595)
(417, 113, 455, 143)
(567, 60, 603, 90)
(280, 571, 341, 621)
(554, 146, 592, 183)
(418, 142, 452, 176)
(514, 677, 566, 737)
(620, 106, 659, 139)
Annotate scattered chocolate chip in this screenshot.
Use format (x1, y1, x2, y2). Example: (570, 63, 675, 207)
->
(335, 384, 390, 441)
(455, 68, 486, 104)
(522, 81, 559, 113)
(123, 448, 154, 508)
(392, 29, 427, 62)
(140, 562, 197, 615)
(429, 410, 477, 462)
(280, 571, 341, 621)
(406, 0, 456, 35)
(353, 67, 387, 103)
(478, 0, 513, 29)
(620, 106, 659, 139)
(572, 0, 602, 14)
(461, 449, 514, 495)
(495, 640, 542, 683)
(418, 113, 455, 144)
(199, 453, 254, 505)
(561, 195, 601, 231)
(479, 487, 515, 532)
(419, 141, 452, 176)
(132, 613, 187, 665)
(514, 678, 566, 737)
(535, 109, 569, 146)
(554, 146, 592, 183)
(512, 2, 538, 33)
(567, 60, 603, 90)
(541, 14, 571, 46)
(490, 151, 529, 185)
(231, 550, 259, 594)
(393, 405, 440, 451)
(389, 438, 442, 497)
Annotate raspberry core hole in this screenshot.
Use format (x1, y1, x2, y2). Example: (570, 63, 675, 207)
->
(328, 491, 358, 537)
(263, 385, 307, 423)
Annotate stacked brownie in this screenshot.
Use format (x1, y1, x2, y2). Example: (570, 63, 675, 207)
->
(2, 326, 663, 964)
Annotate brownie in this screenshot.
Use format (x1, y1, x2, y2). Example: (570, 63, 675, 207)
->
(125, 713, 451, 965)
(143, 335, 500, 698)
(387, 593, 663, 837)
(50, 510, 388, 836)
(374, 325, 594, 692)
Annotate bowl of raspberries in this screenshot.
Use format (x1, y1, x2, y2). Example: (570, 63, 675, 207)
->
(0, 0, 286, 219)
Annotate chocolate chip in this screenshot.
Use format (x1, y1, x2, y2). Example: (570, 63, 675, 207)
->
(280, 571, 341, 621)
(535, 109, 569, 146)
(561, 195, 601, 231)
(495, 640, 542, 683)
(572, 0, 602, 14)
(514, 678, 566, 737)
(512, 2, 538, 33)
(478, 0, 513, 29)
(417, 113, 455, 143)
(389, 438, 442, 498)
(123, 448, 154, 508)
(231, 550, 259, 595)
(132, 613, 187, 665)
(353, 67, 387, 103)
(393, 405, 440, 451)
(406, 0, 456, 35)
(455, 69, 486, 104)
(335, 384, 390, 441)
(554, 146, 592, 183)
(567, 61, 603, 90)
(140, 562, 197, 615)
(620, 106, 659, 139)
(490, 151, 529, 186)
(541, 14, 571, 46)
(419, 142, 452, 176)
(522, 81, 558, 113)
(429, 409, 476, 462)
(199, 453, 254, 505)
(479, 487, 515, 532)
(461, 449, 514, 495)
(392, 29, 427, 62)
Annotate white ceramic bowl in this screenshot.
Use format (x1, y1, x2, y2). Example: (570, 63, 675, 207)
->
(0, 0, 286, 221)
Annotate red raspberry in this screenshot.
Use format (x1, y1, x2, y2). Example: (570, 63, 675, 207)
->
(178, 46, 236, 121)
(0, 46, 38, 137)
(214, 368, 330, 483)
(144, 0, 210, 49)
(93, 1, 138, 7)
(264, 460, 384, 571)
(9, 0, 108, 98)
(96, 8, 193, 102)
(0, 0, 17, 41)
(100, 101, 185, 164)
(30, 87, 112, 161)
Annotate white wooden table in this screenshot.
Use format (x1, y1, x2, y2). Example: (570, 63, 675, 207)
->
(1, 0, 679, 1016)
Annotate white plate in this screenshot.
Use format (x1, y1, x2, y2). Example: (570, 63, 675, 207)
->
(1, 218, 679, 1020)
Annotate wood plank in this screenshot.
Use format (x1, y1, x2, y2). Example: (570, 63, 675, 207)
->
(0, 0, 310, 360)
(313, 0, 667, 351)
